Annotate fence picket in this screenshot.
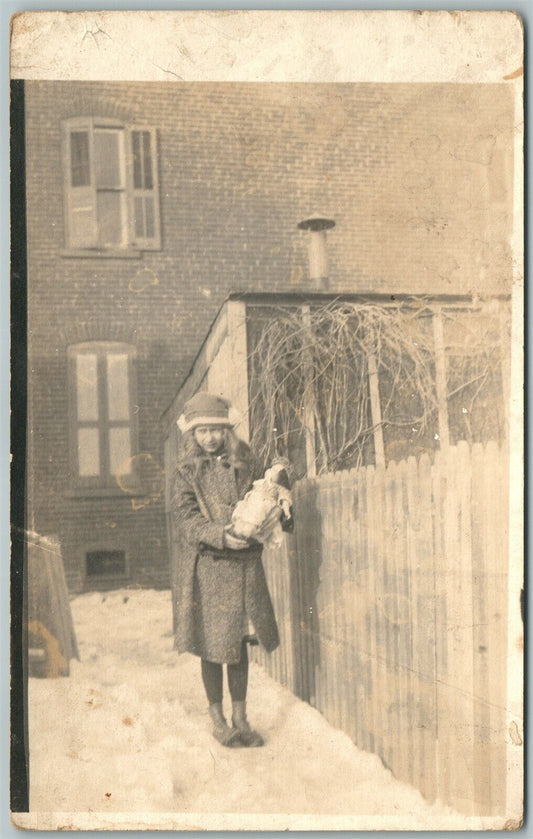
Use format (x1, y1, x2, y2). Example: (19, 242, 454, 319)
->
(486, 442, 508, 815)
(471, 441, 491, 812)
(434, 447, 452, 806)
(417, 452, 438, 801)
(454, 441, 476, 814)
(365, 465, 379, 757)
(341, 471, 357, 743)
(334, 478, 346, 732)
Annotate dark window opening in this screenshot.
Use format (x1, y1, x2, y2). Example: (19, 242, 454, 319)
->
(70, 131, 90, 187)
(86, 550, 126, 577)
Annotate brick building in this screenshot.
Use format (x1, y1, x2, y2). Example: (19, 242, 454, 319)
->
(23, 80, 514, 592)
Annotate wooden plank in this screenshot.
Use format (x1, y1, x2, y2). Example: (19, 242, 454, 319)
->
(379, 460, 394, 775)
(367, 353, 385, 468)
(294, 479, 309, 702)
(432, 309, 451, 452)
(347, 466, 364, 749)
(416, 452, 438, 802)
(357, 466, 376, 754)
(284, 533, 297, 695)
(438, 444, 461, 809)
(318, 475, 332, 725)
(499, 304, 511, 439)
(340, 470, 356, 743)
(486, 442, 509, 815)
(278, 541, 286, 685)
(317, 479, 330, 722)
(331, 476, 344, 731)
(306, 478, 321, 710)
(297, 478, 314, 706)
(398, 459, 414, 786)
(314, 478, 326, 717)
(373, 462, 390, 764)
(395, 457, 414, 787)
(471, 441, 492, 813)
(364, 464, 379, 757)
(433, 447, 452, 808)
(322, 476, 337, 728)
(453, 440, 476, 814)
(405, 455, 423, 792)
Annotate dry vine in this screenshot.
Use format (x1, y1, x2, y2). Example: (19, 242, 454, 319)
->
(247, 299, 503, 475)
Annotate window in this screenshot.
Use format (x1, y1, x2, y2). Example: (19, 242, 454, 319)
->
(86, 550, 127, 579)
(68, 342, 138, 491)
(62, 118, 160, 252)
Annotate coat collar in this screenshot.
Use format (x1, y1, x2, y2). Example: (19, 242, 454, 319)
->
(200, 451, 231, 468)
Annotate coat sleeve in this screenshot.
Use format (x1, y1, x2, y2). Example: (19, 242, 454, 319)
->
(172, 470, 226, 552)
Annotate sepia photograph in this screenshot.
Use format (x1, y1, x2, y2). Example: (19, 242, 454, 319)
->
(10, 10, 523, 831)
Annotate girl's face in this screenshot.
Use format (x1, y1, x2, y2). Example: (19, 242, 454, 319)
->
(194, 425, 226, 454)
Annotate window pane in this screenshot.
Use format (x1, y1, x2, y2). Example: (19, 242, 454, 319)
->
(76, 354, 98, 421)
(132, 131, 142, 189)
(97, 192, 124, 246)
(134, 196, 145, 238)
(132, 130, 153, 190)
(78, 428, 100, 476)
(144, 196, 155, 238)
(134, 196, 155, 239)
(107, 354, 130, 421)
(70, 131, 90, 187)
(109, 427, 131, 475)
(142, 132, 153, 189)
(94, 129, 123, 188)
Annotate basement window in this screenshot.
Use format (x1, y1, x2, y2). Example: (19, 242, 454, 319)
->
(86, 550, 127, 579)
(62, 117, 161, 254)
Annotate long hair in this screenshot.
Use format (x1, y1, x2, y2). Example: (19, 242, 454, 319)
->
(176, 427, 260, 479)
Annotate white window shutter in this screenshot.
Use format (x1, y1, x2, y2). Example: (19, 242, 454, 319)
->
(63, 119, 98, 249)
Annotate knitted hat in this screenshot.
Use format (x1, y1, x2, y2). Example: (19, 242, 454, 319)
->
(177, 392, 238, 434)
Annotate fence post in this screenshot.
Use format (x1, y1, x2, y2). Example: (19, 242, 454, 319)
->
(432, 308, 450, 452)
(368, 353, 385, 468)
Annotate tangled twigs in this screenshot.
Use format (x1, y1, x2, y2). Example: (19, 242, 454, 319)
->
(247, 300, 502, 475)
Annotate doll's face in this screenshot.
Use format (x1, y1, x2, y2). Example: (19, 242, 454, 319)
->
(194, 426, 226, 454)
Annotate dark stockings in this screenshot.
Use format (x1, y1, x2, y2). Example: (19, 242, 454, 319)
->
(201, 640, 248, 705)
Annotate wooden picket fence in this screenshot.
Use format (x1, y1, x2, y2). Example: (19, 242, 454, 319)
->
(252, 441, 509, 816)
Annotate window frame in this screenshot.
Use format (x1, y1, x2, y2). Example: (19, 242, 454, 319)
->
(62, 117, 161, 255)
(80, 542, 131, 589)
(67, 341, 140, 494)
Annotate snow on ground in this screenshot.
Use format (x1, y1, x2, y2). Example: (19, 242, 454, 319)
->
(29, 588, 465, 826)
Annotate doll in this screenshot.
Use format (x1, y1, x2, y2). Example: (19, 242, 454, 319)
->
(230, 462, 293, 548)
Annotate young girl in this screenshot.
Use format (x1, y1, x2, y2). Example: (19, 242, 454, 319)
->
(171, 392, 282, 748)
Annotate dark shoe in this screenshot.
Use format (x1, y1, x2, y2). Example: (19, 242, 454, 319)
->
(208, 703, 242, 747)
(232, 700, 264, 747)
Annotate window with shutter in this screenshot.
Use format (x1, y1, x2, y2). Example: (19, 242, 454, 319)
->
(130, 127, 161, 250)
(62, 118, 161, 254)
(68, 342, 139, 492)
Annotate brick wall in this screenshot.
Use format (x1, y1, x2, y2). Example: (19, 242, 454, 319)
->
(24, 80, 514, 590)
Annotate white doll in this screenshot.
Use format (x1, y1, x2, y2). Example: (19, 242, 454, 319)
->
(231, 463, 293, 548)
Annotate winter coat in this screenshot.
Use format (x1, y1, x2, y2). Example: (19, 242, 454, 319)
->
(171, 449, 280, 664)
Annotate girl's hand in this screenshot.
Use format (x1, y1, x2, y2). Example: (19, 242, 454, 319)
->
(223, 527, 250, 550)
